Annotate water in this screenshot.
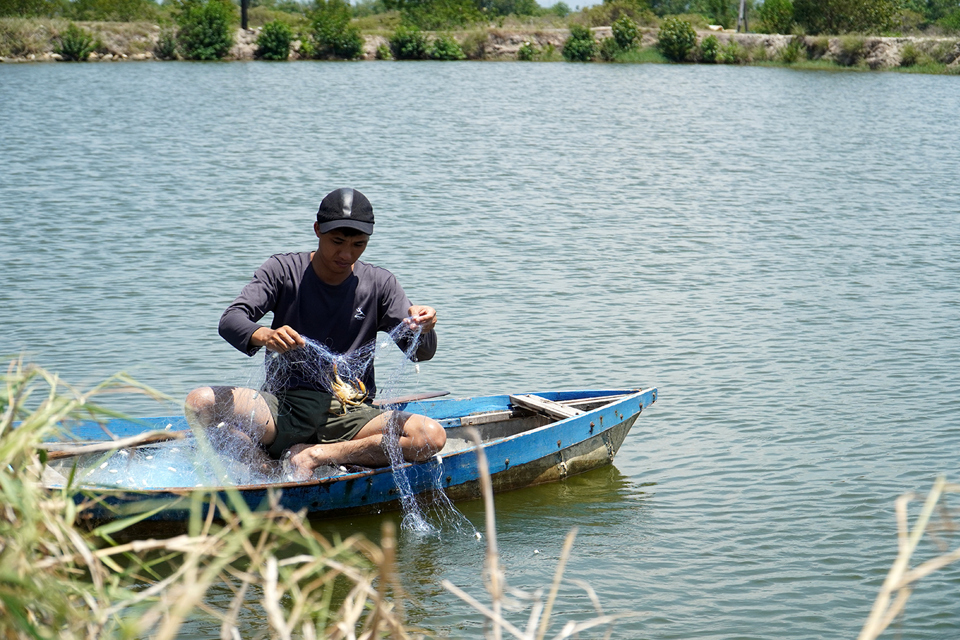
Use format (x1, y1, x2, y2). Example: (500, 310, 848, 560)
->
(2, 61, 959, 638)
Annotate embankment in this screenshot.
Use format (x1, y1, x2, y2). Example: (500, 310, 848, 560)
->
(1, 18, 958, 71)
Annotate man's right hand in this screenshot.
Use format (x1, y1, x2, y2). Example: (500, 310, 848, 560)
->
(251, 325, 306, 354)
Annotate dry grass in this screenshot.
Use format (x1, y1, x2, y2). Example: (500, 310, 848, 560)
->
(859, 476, 960, 640)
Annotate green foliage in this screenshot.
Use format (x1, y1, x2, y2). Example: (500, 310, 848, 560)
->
(719, 36, 746, 61)
(835, 33, 865, 64)
(430, 32, 464, 58)
(0, 17, 57, 55)
(757, 0, 793, 33)
(778, 33, 803, 61)
(383, 0, 481, 29)
(54, 22, 96, 60)
(176, 0, 236, 60)
(656, 15, 695, 60)
(698, 32, 719, 60)
(155, 25, 178, 58)
(389, 23, 427, 58)
(580, 0, 655, 27)
(598, 34, 619, 59)
(310, 0, 363, 59)
(562, 23, 596, 60)
(375, 41, 392, 57)
(256, 18, 292, 59)
(67, 0, 158, 20)
(517, 38, 536, 59)
(0, 0, 63, 17)
(699, 0, 733, 27)
(549, 1, 569, 16)
(793, 0, 898, 34)
(898, 41, 928, 65)
(612, 14, 640, 49)
(940, 8, 960, 31)
(478, 0, 540, 17)
(458, 28, 487, 58)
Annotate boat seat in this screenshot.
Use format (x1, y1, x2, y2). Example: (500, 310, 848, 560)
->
(508, 394, 585, 421)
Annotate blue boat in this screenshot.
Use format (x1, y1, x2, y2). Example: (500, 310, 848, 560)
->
(43, 388, 657, 523)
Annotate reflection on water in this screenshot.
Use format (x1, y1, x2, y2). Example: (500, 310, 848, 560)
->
(3, 62, 960, 638)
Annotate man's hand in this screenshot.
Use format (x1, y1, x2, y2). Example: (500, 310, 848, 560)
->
(251, 325, 306, 354)
(405, 305, 437, 333)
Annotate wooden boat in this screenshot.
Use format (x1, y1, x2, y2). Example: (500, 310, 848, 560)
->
(43, 387, 657, 523)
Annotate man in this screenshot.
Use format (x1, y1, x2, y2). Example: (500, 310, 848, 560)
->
(184, 188, 446, 479)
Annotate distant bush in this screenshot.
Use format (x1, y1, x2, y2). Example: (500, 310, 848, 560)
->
(897, 41, 934, 66)
(390, 24, 428, 59)
(310, 0, 363, 59)
(176, 0, 236, 60)
(657, 16, 695, 61)
(701, 0, 733, 28)
(719, 37, 747, 62)
(0, 0, 61, 17)
(612, 15, 640, 50)
(562, 24, 596, 61)
(430, 33, 464, 59)
(256, 19, 292, 59)
(375, 42, 392, 58)
(778, 34, 803, 62)
(54, 22, 97, 60)
(155, 26, 178, 59)
(757, 0, 793, 33)
(699, 33, 719, 61)
(939, 9, 960, 32)
(517, 39, 536, 60)
(835, 34, 865, 65)
(384, 0, 481, 30)
(579, 0, 655, 28)
(458, 29, 487, 59)
(548, 1, 569, 17)
(598, 35, 619, 60)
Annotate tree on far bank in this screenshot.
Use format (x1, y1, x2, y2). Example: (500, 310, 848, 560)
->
(793, 0, 899, 33)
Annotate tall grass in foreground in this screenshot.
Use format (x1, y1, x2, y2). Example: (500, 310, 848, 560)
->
(858, 476, 960, 640)
(1, 359, 644, 639)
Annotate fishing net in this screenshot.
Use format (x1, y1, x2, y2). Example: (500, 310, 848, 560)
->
(54, 320, 475, 537)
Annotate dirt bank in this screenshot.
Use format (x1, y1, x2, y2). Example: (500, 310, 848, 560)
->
(1, 19, 958, 70)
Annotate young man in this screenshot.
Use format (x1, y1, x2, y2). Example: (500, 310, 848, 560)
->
(184, 188, 446, 479)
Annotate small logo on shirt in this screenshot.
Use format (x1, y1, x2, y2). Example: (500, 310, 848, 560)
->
(354, 307, 365, 321)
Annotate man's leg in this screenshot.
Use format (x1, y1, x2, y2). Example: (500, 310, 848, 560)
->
(184, 386, 278, 463)
(286, 411, 446, 477)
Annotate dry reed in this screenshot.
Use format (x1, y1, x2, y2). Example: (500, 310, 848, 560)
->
(859, 475, 960, 640)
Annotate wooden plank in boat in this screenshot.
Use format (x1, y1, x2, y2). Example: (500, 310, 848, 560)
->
(509, 394, 585, 421)
(459, 409, 516, 427)
(558, 394, 629, 409)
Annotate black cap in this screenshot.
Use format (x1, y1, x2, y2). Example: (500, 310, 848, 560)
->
(317, 188, 374, 235)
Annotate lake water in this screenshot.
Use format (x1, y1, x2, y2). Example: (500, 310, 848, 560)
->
(1, 60, 959, 638)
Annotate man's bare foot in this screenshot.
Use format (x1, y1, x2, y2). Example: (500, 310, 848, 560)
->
(284, 443, 333, 481)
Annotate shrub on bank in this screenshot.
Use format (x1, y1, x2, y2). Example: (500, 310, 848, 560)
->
(430, 33, 464, 59)
(517, 39, 536, 60)
(390, 24, 428, 59)
(611, 14, 639, 50)
(175, 0, 236, 60)
(310, 0, 363, 59)
(835, 34, 866, 66)
(256, 19, 292, 59)
(562, 24, 595, 61)
(656, 16, 695, 61)
(54, 22, 98, 60)
(778, 34, 804, 62)
(154, 26, 177, 58)
(698, 33, 719, 62)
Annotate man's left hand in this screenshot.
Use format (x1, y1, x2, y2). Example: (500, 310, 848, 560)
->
(405, 305, 437, 333)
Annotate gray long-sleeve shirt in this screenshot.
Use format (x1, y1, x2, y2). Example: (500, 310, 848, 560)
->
(219, 252, 436, 396)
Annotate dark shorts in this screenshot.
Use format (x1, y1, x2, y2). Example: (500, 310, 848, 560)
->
(260, 388, 383, 460)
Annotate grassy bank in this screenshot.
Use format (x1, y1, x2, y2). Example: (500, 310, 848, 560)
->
(2, 15, 959, 74)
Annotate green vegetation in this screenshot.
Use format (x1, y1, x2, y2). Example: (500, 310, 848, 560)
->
(757, 0, 794, 33)
(517, 38, 535, 59)
(793, 0, 898, 34)
(612, 14, 640, 48)
(53, 21, 96, 59)
(389, 23, 427, 58)
(175, 0, 236, 60)
(834, 33, 866, 65)
(429, 31, 465, 58)
(256, 18, 291, 59)
(699, 32, 719, 61)
(657, 15, 696, 61)
(778, 33, 803, 61)
(562, 23, 596, 60)
(155, 25, 177, 58)
(310, 0, 363, 59)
